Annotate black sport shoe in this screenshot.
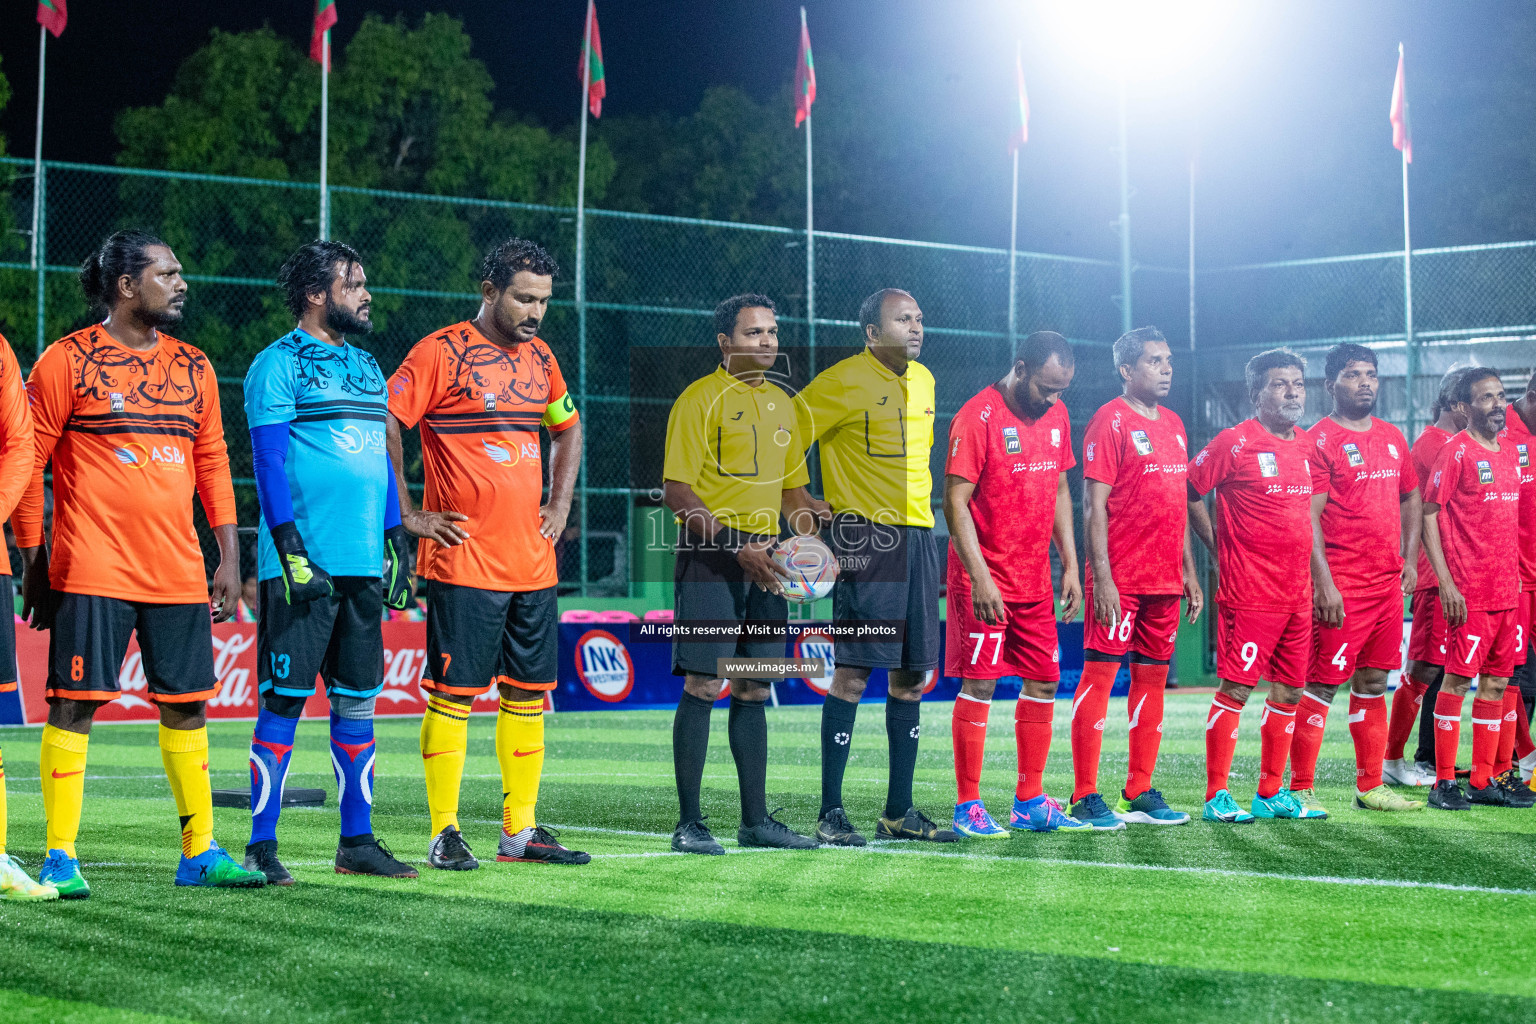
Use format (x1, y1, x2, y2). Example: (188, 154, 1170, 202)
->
(814, 806, 867, 847)
(1468, 780, 1519, 807)
(427, 825, 479, 871)
(738, 809, 818, 849)
(671, 817, 725, 856)
(242, 839, 293, 886)
(1494, 769, 1536, 808)
(876, 806, 958, 842)
(498, 825, 591, 865)
(335, 837, 419, 878)
(1428, 779, 1471, 811)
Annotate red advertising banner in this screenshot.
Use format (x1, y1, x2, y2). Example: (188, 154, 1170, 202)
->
(14, 621, 457, 724)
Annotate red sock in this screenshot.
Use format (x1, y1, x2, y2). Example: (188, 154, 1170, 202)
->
(1287, 690, 1331, 791)
(1517, 694, 1535, 760)
(1070, 661, 1118, 802)
(1204, 692, 1246, 801)
(1014, 696, 1055, 802)
(952, 694, 991, 804)
(1494, 689, 1519, 776)
(1124, 662, 1169, 799)
(1433, 690, 1464, 782)
(1385, 673, 1429, 761)
(1348, 690, 1388, 791)
(1471, 697, 1504, 789)
(1257, 700, 1298, 798)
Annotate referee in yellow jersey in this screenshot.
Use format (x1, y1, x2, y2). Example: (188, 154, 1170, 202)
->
(663, 293, 833, 855)
(797, 288, 957, 845)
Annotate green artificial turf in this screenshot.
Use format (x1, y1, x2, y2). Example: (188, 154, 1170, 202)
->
(0, 693, 1531, 1023)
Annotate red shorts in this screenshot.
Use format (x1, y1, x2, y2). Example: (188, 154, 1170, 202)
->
(945, 583, 1060, 682)
(1519, 589, 1536, 659)
(1215, 603, 1311, 687)
(1082, 581, 1181, 662)
(1445, 607, 1519, 679)
(1407, 589, 1447, 665)
(1310, 589, 1407, 684)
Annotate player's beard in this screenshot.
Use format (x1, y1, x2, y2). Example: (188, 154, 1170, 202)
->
(1340, 391, 1377, 419)
(140, 302, 184, 329)
(1276, 402, 1305, 425)
(326, 295, 373, 336)
(1014, 378, 1052, 420)
(493, 302, 538, 344)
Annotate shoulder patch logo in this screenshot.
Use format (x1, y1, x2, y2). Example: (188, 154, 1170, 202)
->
(1176, 434, 1186, 450)
(1050, 428, 1061, 447)
(1086, 441, 1097, 462)
(1388, 442, 1400, 460)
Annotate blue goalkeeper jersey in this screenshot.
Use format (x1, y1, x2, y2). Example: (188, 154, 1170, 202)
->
(245, 329, 389, 581)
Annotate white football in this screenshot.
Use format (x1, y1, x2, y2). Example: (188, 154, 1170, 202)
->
(772, 534, 837, 604)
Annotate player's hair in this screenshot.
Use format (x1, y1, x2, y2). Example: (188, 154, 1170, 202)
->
(1111, 326, 1166, 372)
(480, 238, 560, 290)
(858, 288, 915, 339)
(1323, 342, 1377, 382)
(713, 293, 776, 338)
(1525, 367, 1536, 396)
(277, 240, 363, 320)
(1431, 366, 1471, 419)
(80, 229, 168, 311)
(1450, 366, 1502, 407)
(1016, 330, 1074, 375)
(1244, 347, 1306, 401)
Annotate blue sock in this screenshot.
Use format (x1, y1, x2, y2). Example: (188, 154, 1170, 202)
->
(329, 714, 375, 841)
(249, 708, 298, 845)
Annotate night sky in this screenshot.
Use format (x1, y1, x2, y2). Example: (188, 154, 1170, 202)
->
(2, 1, 1533, 266)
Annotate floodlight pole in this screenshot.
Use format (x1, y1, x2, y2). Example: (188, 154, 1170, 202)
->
(32, 24, 47, 356)
(805, 106, 816, 375)
(1399, 46, 1416, 437)
(1008, 146, 1019, 350)
(1116, 77, 1132, 334)
(319, 31, 330, 241)
(1188, 158, 1198, 436)
(576, 0, 593, 596)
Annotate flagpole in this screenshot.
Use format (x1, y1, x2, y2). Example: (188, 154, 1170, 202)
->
(1007, 146, 1019, 350)
(1116, 75, 1132, 334)
(1188, 158, 1198, 438)
(575, 0, 593, 596)
(30, 26, 46, 271)
(1399, 43, 1416, 438)
(805, 106, 815, 374)
(319, 30, 330, 241)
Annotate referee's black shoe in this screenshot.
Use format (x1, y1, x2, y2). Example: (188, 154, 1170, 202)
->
(672, 817, 725, 856)
(427, 825, 480, 870)
(1428, 779, 1471, 811)
(1493, 769, 1536, 808)
(876, 806, 959, 842)
(243, 840, 293, 886)
(738, 810, 818, 849)
(814, 806, 867, 847)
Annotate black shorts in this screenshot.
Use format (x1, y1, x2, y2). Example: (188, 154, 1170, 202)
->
(422, 581, 558, 695)
(0, 575, 16, 690)
(672, 545, 788, 679)
(827, 514, 940, 671)
(47, 592, 215, 704)
(258, 576, 383, 701)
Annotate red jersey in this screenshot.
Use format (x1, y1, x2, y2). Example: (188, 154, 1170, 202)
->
(1187, 419, 1313, 612)
(1499, 404, 1536, 591)
(945, 387, 1074, 603)
(1081, 397, 1188, 595)
(1308, 417, 1417, 598)
(1423, 432, 1521, 612)
(1410, 424, 1455, 592)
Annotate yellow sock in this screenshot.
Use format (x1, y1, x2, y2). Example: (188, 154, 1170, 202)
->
(497, 698, 545, 836)
(0, 746, 8, 855)
(159, 725, 213, 858)
(420, 695, 470, 836)
(40, 725, 88, 858)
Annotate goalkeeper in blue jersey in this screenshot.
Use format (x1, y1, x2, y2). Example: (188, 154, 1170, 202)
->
(240, 240, 441, 883)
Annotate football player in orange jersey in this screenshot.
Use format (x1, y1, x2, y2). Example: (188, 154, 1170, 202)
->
(387, 239, 588, 868)
(17, 231, 263, 894)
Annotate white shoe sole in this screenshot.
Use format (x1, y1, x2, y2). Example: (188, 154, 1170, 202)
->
(1114, 810, 1191, 825)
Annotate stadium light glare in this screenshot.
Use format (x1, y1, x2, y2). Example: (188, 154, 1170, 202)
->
(1036, 0, 1229, 80)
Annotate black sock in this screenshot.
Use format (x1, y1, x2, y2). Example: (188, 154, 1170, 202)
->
(884, 697, 922, 820)
(820, 695, 859, 816)
(1414, 674, 1443, 765)
(673, 691, 715, 826)
(728, 696, 769, 827)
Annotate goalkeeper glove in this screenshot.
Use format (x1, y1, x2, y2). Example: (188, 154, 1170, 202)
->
(270, 521, 334, 605)
(383, 525, 415, 611)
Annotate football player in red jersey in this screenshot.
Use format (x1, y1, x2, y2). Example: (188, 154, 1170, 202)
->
(1298, 344, 1423, 814)
(1421, 368, 1527, 810)
(1070, 327, 1202, 828)
(1494, 372, 1536, 787)
(943, 331, 1087, 834)
(1187, 348, 1321, 823)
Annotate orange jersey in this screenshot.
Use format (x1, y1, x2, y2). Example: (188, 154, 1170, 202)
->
(388, 322, 579, 591)
(0, 333, 35, 575)
(13, 325, 236, 604)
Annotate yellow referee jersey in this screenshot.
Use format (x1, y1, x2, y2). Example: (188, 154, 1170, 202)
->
(663, 366, 811, 536)
(796, 348, 936, 527)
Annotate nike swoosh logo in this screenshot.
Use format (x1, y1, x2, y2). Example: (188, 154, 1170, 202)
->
(51, 769, 83, 778)
(1128, 694, 1147, 731)
(1205, 712, 1224, 732)
(1071, 691, 1089, 719)
(512, 748, 544, 758)
(422, 751, 456, 760)
(200, 762, 208, 771)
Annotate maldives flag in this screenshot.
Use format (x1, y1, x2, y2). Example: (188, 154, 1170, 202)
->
(310, 0, 338, 70)
(794, 7, 816, 127)
(1010, 43, 1029, 151)
(579, 2, 606, 119)
(1390, 44, 1411, 163)
(36, 0, 67, 38)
